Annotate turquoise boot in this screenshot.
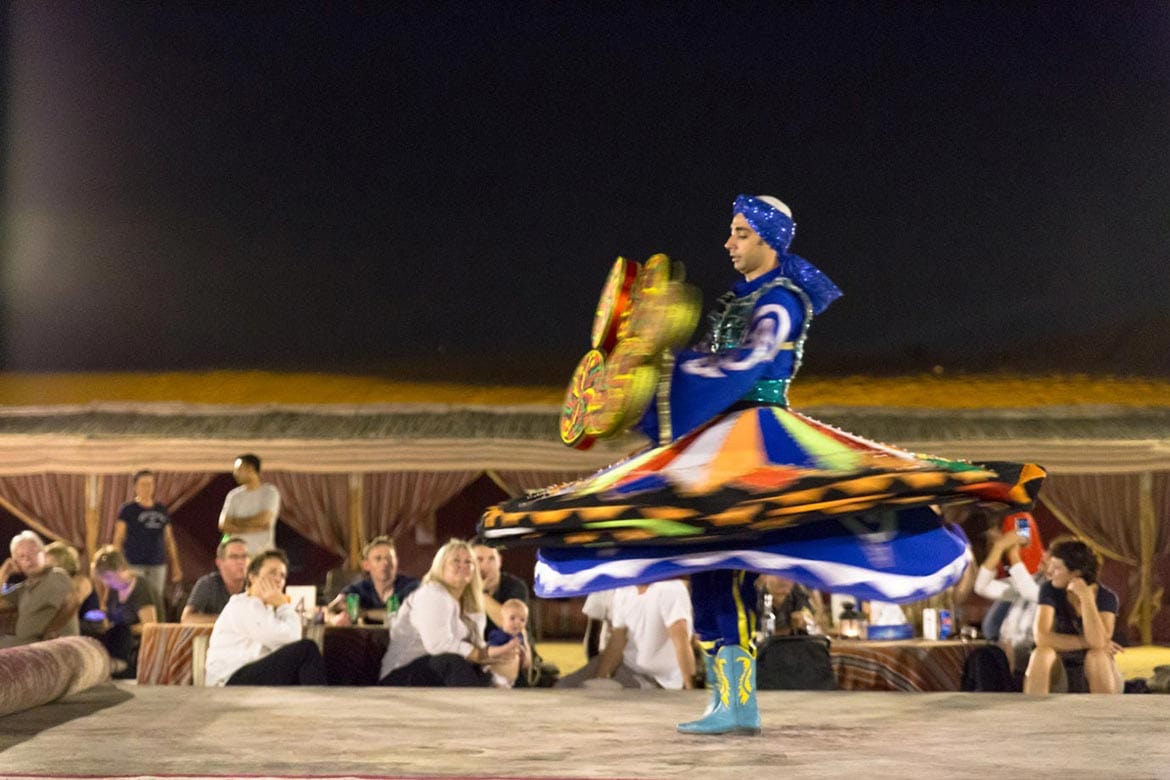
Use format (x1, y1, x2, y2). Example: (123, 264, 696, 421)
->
(697, 651, 717, 716)
(677, 645, 761, 736)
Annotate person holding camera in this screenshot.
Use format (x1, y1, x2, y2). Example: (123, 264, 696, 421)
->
(974, 514, 1044, 673)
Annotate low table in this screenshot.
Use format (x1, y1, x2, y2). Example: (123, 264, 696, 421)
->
(830, 639, 981, 692)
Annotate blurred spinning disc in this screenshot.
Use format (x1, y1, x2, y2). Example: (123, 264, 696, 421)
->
(586, 337, 658, 438)
(559, 349, 606, 449)
(591, 257, 640, 353)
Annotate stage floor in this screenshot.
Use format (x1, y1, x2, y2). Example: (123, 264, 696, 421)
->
(2, 683, 1169, 779)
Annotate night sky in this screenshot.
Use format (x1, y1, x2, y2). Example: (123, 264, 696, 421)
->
(3, 2, 1168, 381)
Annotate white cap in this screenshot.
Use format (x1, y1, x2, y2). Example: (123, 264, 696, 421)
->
(754, 195, 792, 218)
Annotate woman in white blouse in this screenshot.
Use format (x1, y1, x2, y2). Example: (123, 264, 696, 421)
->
(379, 539, 521, 686)
(205, 549, 326, 687)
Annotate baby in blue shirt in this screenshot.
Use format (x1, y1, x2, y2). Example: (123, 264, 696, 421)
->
(486, 598, 530, 687)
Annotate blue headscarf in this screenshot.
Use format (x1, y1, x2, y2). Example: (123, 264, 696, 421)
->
(733, 194, 843, 315)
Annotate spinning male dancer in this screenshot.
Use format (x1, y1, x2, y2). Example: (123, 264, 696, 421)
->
(665, 195, 840, 735)
(480, 194, 1042, 736)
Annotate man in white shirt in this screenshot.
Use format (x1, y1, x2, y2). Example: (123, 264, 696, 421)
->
(218, 454, 281, 557)
(581, 588, 615, 659)
(557, 580, 695, 689)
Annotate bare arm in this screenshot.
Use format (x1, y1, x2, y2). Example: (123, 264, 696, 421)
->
(1071, 581, 1113, 650)
(668, 619, 696, 689)
(1032, 603, 1088, 652)
(42, 592, 81, 638)
(220, 510, 275, 534)
(595, 626, 628, 679)
(112, 521, 127, 551)
(481, 591, 504, 629)
(583, 618, 605, 659)
(179, 605, 218, 625)
(974, 533, 1023, 599)
(164, 525, 183, 583)
(131, 603, 159, 636)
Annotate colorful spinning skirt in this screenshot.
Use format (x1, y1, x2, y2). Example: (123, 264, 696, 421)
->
(479, 405, 1045, 602)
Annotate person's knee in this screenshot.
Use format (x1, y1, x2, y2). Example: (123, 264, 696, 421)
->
(1023, 646, 1057, 693)
(1027, 646, 1056, 671)
(1083, 648, 1111, 665)
(1083, 649, 1120, 692)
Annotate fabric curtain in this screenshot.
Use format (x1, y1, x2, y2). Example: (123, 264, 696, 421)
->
(97, 471, 216, 544)
(1040, 471, 1170, 643)
(487, 469, 596, 498)
(362, 471, 480, 545)
(1040, 473, 1146, 564)
(0, 474, 88, 547)
(266, 472, 351, 559)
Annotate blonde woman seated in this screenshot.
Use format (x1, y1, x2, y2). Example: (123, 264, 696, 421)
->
(205, 549, 326, 686)
(379, 539, 521, 687)
(41, 541, 98, 639)
(1024, 540, 1123, 695)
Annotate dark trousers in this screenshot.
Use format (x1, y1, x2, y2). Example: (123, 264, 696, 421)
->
(691, 570, 758, 652)
(100, 623, 139, 679)
(379, 653, 492, 687)
(226, 639, 327, 686)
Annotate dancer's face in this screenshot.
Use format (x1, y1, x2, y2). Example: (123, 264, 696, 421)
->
(725, 213, 778, 281)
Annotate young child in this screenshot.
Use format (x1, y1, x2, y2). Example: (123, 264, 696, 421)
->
(486, 598, 531, 687)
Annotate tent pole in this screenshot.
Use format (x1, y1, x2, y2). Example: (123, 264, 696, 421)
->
(85, 474, 103, 566)
(347, 473, 363, 569)
(1138, 471, 1156, 646)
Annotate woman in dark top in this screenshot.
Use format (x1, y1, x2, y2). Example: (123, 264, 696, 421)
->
(1024, 540, 1122, 694)
(92, 545, 161, 678)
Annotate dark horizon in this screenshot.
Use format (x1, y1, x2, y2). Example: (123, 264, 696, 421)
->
(2, 3, 1168, 380)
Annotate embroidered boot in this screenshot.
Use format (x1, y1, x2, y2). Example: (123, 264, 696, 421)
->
(677, 645, 760, 735)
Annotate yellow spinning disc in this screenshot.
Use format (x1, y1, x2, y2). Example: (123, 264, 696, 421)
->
(559, 349, 606, 449)
(590, 257, 640, 353)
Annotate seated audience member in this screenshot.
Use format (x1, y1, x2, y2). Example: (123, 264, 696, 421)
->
(582, 589, 616, 660)
(182, 537, 249, 624)
(557, 580, 695, 690)
(974, 524, 1047, 673)
(473, 541, 529, 636)
(92, 545, 162, 677)
(41, 541, 98, 638)
(204, 548, 325, 686)
(474, 540, 553, 685)
(0, 531, 79, 647)
(757, 575, 823, 636)
(1024, 540, 1123, 695)
(486, 598, 533, 687)
(327, 535, 420, 625)
(379, 539, 521, 687)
